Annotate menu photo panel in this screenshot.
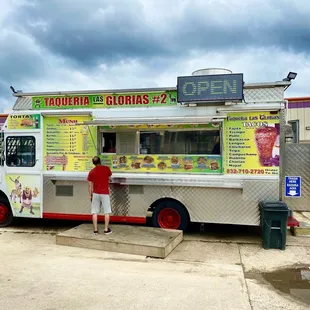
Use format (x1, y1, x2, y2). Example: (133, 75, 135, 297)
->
(43, 116, 97, 172)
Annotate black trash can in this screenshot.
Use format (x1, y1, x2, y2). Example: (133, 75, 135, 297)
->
(259, 200, 289, 250)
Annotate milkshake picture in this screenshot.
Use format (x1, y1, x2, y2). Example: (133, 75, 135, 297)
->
(255, 126, 278, 166)
(112, 157, 118, 168)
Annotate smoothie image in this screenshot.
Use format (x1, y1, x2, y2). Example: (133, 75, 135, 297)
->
(255, 126, 278, 166)
(112, 157, 118, 168)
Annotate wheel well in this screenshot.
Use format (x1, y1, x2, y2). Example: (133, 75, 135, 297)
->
(148, 197, 190, 221)
(0, 190, 14, 227)
(0, 190, 11, 208)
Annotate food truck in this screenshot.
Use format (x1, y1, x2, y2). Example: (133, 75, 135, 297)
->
(0, 68, 296, 230)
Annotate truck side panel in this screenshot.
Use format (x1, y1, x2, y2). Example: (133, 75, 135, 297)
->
(42, 178, 278, 226)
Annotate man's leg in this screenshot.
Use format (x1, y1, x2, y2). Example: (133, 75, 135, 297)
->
(104, 213, 110, 231)
(92, 213, 98, 231)
(91, 194, 100, 233)
(101, 195, 112, 234)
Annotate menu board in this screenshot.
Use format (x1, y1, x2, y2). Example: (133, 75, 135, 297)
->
(224, 112, 280, 175)
(100, 154, 222, 174)
(7, 114, 41, 130)
(43, 116, 97, 171)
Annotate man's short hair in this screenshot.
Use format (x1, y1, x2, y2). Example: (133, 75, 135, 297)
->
(92, 156, 101, 165)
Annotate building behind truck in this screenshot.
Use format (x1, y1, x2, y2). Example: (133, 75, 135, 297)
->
(0, 68, 300, 230)
(286, 96, 310, 143)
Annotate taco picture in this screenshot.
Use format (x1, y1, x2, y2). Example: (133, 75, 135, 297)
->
(143, 156, 154, 164)
(183, 159, 193, 170)
(171, 156, 179, 165)
(131, 160, 141, 169)
(210, 161, 219, 170)
(157, 162, 167, 170)
(197, 157, 207, 165)
(119, 156, 127, 164)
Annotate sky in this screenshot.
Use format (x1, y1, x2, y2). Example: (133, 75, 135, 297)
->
(1, 0, 310, 112)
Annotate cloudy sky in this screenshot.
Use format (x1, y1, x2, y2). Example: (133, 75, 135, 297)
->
(1, 0, 309, 111)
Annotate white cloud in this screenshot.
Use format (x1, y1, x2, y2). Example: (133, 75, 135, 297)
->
(16, 46, 308, 98)
(0, 0, 310, 113)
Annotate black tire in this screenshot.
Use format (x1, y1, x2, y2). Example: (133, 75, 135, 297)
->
(0, 197, 13, 227)
(151, 200, 189, 231)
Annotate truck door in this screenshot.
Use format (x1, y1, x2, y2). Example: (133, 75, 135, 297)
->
(0, 130, 4, 184)
(3, 132, 42, 218)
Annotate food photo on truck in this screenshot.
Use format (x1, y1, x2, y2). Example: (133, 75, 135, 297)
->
(0, 68, 300, 231)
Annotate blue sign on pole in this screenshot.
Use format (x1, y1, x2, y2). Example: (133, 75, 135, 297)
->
(285, 176, 301, 198)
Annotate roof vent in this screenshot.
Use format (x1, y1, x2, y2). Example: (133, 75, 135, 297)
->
(191, 68, 232, 76)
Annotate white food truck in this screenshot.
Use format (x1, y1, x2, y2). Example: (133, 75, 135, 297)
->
(0, 68, 298, 230)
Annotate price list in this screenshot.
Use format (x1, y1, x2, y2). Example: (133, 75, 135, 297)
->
(43, 116, 97, 172)
(224, 112, 280, 175)
(224, 126, 253, 169)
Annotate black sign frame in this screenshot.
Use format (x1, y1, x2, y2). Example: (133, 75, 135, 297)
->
(177, 73, 244, 103)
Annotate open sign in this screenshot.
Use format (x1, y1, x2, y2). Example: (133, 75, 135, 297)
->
(177, 73, 243, 103)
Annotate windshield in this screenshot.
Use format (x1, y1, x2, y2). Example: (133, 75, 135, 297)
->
(0, 132, 4, 166)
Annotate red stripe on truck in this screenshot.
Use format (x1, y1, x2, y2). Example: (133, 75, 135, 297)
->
(43, 213, 146, 224)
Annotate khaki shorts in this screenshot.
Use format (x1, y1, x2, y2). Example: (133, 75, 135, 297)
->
(91, 193, 112, 215)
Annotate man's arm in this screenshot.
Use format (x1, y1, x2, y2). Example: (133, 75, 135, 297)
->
(108, 167, 112, 182)
(88, 181, 93, 201)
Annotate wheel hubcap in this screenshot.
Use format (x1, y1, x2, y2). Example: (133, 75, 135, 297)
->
(0, 204, 9, 223)
(158, 208, 181, 229)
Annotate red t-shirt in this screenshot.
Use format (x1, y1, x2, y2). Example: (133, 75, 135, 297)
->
(87, 165, 112, 195)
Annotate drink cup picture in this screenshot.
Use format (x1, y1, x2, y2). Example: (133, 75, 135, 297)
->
(255, 126, 278, 166)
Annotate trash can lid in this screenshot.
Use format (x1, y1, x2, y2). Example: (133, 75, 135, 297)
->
(259, 200, 288, 210)
(261, 208, 289, 213)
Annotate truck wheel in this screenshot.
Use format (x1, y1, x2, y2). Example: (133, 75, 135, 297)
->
(0, 199, 13, 227)
(152, 200, 189, 231)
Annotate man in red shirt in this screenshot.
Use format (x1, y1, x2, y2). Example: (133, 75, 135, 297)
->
(87, 156, 112, 235)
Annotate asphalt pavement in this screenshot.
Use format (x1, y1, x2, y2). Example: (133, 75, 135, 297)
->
(1, 219, 310, 310)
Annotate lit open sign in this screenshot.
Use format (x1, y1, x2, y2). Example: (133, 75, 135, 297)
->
(177, 73, 243, 103)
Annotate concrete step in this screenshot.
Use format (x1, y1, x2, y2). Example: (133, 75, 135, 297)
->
(290, 224, 310, 237)
(56, 224, 183, 258)
(291, 211, 310, 237)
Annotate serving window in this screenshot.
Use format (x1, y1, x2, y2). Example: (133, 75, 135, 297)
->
(139, 130, 220, 155)
(99, 123, 223, 174)
(100, 131, 138, 155)
(101, 132, 116, 153)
